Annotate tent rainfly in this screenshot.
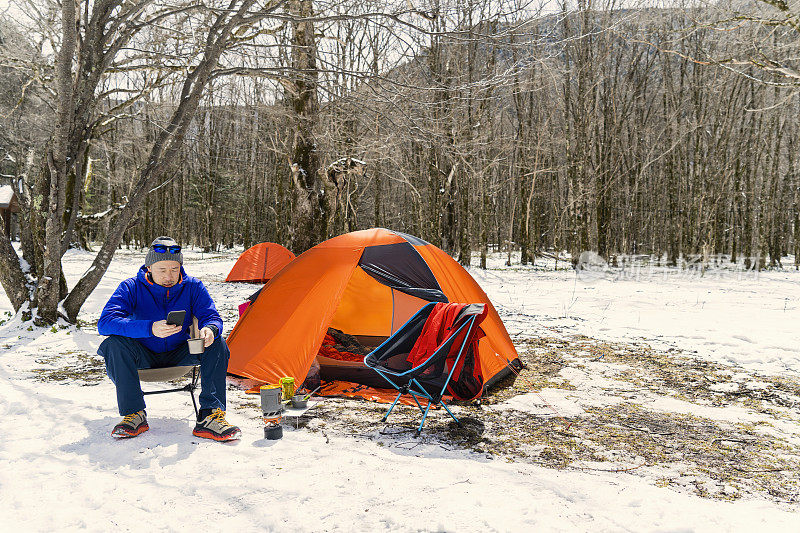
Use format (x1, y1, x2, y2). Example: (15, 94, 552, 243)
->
(225, 242, 295, 283)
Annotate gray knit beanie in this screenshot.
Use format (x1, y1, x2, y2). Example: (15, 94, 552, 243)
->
(145, 236, 183, 268)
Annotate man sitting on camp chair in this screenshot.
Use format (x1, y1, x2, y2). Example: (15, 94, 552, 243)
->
(97, 236, 241, 442)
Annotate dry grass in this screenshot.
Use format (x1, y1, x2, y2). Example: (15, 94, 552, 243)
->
(32, 351, 107, 385)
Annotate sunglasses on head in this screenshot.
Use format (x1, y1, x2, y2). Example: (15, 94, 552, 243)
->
(153, 244, 181, 254)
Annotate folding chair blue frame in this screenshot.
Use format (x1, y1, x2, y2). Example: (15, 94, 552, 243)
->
(364, 302, 485, 435)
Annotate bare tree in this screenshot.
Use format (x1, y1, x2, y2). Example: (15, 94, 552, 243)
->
(0, 0, 282, 323)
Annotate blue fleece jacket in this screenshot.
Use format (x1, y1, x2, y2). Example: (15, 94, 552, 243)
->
(97, 265, 224, 353)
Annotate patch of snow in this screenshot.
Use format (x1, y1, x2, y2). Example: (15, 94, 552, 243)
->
(744, 381, 771, 391)
(709, 382, 740, 393)
(0, 184, 14, 206)
(493, 389, 591, 417)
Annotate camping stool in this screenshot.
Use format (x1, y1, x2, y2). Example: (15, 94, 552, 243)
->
(138, 366, 200, 418)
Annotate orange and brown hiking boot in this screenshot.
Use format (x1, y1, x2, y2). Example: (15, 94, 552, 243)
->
(193, 408, 241, 442)
(112, 410, 149, 438)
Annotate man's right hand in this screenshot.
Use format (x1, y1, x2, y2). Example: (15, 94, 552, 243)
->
(152, 320, 182, 338)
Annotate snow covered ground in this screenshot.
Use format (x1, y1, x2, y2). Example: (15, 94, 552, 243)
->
(475, 253, 800, 377)
(0, 246, 798, 531)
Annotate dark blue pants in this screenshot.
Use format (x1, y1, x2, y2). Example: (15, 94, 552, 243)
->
(98, 335, 230, 416)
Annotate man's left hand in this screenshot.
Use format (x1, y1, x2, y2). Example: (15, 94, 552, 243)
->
(199, 326, 215, 348)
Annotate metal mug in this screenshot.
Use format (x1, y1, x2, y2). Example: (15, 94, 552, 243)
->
(187, 338, 205, 355)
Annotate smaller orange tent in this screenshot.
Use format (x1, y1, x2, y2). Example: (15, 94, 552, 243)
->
(225, 242, 295, 283)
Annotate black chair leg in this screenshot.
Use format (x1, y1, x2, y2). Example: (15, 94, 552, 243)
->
(189, 389, 199, 418)
(190, 366, 199, 418)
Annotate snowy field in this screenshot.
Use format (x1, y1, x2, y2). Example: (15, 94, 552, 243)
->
(475, 252, 800, 377)
(0, 246, 799, 531)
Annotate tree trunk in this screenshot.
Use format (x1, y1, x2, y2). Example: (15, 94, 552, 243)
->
(287, 0, 323, 253)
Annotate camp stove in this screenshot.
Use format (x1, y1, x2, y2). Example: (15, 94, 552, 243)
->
(260, 385, 284, 440)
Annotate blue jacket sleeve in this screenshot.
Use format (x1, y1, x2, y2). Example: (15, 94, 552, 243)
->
(97, 279, 154, 338)
(191, 280, 224, 338)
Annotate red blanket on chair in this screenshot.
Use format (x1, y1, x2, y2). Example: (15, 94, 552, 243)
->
(406, 302, 486, 401)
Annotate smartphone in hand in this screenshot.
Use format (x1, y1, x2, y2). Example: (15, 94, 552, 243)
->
(166, 310, 186, 326)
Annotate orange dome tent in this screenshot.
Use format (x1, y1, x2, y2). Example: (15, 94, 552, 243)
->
(227, 228, 520, 391)
(225, 242, 295, 283)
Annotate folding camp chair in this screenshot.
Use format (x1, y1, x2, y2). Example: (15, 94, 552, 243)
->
(136, 316, 201, 417)
(138, 366, 200, 417)
(364, 302, 487, 435)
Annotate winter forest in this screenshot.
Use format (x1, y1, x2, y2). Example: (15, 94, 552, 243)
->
(0, 0, 797, 324)
(2, 1, 800, 527)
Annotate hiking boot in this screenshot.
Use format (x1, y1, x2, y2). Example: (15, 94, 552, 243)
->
(112, 410, 149, 438)
(193, 408, 241, 442)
